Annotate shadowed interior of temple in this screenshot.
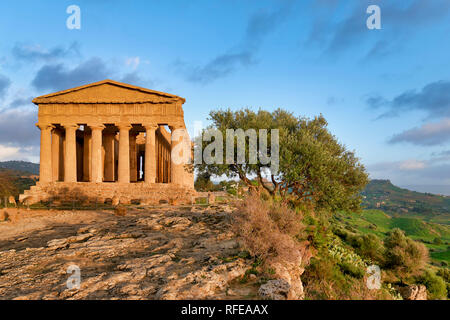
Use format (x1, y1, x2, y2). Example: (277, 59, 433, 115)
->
(50, 124, 173, 183)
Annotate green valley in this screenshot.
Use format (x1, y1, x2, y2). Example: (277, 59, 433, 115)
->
(334, 209, 450, 266)
(362, 179, 450, 225)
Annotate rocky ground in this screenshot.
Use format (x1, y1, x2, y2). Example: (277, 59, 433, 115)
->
(0, 204, 261, 300)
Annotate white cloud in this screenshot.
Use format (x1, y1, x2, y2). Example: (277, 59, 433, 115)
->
(398, 159, 426, 170)
(389, 117, 450, 146)
(12, 42, 80, 63)
(0, 145, 21, 160)
(125, 57, 140, 70)
(0, 145, 39, 162)
(368, 157, 450, 187)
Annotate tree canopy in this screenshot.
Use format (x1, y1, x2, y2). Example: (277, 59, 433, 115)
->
(195, 108, 369, 212)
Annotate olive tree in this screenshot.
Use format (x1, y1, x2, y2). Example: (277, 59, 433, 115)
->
(195, 108, 368, 211)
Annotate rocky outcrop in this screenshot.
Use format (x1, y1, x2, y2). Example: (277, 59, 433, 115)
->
(258, 279, 291, 300)
(260, 255, 305, 300)
(398, 285, 427, 300)
(207, 193, 215, 204)
(0, 205, 252, 300)
(8, 196, 16, 206)
(0, 210, 9, 221)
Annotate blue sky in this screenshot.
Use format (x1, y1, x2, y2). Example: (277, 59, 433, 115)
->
(0, 0, 450, 193)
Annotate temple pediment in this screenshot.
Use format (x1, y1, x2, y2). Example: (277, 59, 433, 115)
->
(32, 79, 185, 104)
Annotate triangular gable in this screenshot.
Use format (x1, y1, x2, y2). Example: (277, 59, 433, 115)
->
(32, 79, 185, 104)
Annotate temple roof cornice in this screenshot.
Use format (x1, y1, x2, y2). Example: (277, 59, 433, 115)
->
(32, 79, 186, 105)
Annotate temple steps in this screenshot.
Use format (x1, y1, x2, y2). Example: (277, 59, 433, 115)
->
(19, 182, 196, 206)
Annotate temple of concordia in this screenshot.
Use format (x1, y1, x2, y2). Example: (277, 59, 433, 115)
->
(20, 79, 196, 205)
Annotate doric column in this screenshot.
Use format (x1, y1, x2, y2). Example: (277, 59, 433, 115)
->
(169, 125, 187, 185)
(144, 124, 157, 183)
(156, 135, 161, 182)
(117, 124, 132, 183)
(51, 128, 63, 182)
(83, 129, 91, 182)
(90, 124, 105, 183)
(37, 123, 54, 183)
(129, 132, 138, 182)
(103, 132, 115, 182)
(63, 124, 79, 182)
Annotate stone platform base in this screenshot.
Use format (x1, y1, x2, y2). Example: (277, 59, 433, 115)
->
(19, 182, 197, 206)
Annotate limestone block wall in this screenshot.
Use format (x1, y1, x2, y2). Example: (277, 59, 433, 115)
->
(20, 182, 197, 206)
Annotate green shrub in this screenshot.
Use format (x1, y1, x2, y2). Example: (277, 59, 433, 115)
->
(195, 197, 208, 205)
(333, 227, 349, 241)
(356, 234, 384, 263)
(436, 268, 450, 282)
(338, 261, 365, 279)
(436, 268, 450, 299)
(415, 270, 447, 300)
(303, 254, 393, 300)
(383, 228, 429, 280)
(302, 257, 342, 299)
(304, 211, 331, 250)
(337, 230, 384, 263)
(347, 235, 363, 248)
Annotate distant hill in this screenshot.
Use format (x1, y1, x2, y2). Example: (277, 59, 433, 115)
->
(0, 168, 37, 199)
(334, 209, 450, 265)
(0, 161, 39, 175)
(362, 179, 450, 224)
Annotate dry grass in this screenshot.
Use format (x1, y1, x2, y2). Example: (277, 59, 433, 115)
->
(232, 193, 310, 266)
(114, 205, 127, 216)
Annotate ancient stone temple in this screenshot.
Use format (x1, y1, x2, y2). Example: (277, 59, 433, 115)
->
(20, 80, 195, 205)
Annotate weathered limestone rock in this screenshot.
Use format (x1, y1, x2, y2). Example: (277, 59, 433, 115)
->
(0, 204, 250, 300)
(264, 255, 305, 299)
(258, 279, 291, 300)
(111, 196, 120, 206)
(160, 216, 192, 231)
(0, 210, 9, 221)
(208, 193, 215, 204)
(114, 206, 127, 216)
(46, 238, 69, 250)
(47, 233, 93, 250)
(155, 259, 247, 300)
(221, 205, 234, 213)
(398, 285, 427, 300)
(8, 196, 16, 206)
